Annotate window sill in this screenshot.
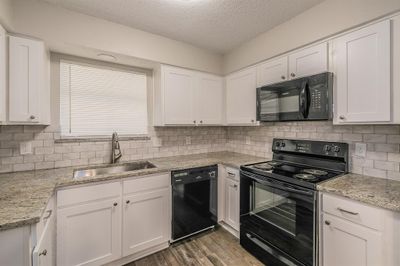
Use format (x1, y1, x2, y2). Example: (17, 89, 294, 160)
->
(55, 135, 151, 143)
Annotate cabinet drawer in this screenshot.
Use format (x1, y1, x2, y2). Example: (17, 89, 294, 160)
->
(225, 166, 239, 181)
(123, 173, 170, 195)
(322, 193, 383, 230)
(57, 181, 121, 207)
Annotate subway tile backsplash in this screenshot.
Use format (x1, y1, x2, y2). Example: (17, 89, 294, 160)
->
(0, 126, 226, 174)
(1, 122, 400, 181)
(226, 121, 400, 181)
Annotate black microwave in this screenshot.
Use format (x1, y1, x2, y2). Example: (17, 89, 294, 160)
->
(256, 72, 333, 122)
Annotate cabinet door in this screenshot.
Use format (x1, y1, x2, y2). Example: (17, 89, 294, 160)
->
(257, 56, 288, 87)
(123, 188, 170, 257)
(162, 66, 195, 125)
(226, 67, 257, 125)
(322, 213, 383, 266)
(32, 211, 55, 266)
(0, 24, 5, 122)
(57, 198, 122, 266)
(196, 73, 224, 125)
(9, 36, 44, 123)
(224, 178, 239, 231)
(333, 20, 391, 123)
(288, 42, 328, 79)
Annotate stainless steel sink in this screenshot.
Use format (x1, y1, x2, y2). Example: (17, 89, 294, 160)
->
(73, 161, 156, 179)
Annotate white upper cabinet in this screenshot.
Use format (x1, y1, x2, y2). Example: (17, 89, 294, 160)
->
(196, 73, 224, 125)
(8, 35, 49, 125)
(257, 56, 288, 87)
(332, 20, 391, 124)
(288, 42, 328, 79)
(226, 66, 258, 125)
(162, 65, 196, 125)
(0, 25, 6, 122)
(155, 65, 224, 126)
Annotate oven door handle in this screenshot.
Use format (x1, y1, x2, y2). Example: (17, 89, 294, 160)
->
(241, 171, 314, 196)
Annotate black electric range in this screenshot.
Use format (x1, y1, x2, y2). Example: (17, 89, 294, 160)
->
(240, 138, 348, 266)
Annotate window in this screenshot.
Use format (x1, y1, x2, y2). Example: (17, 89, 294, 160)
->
(60, 61, 148, 137)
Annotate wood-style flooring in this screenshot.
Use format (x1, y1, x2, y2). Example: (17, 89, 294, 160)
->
(125, 227, 264, 266)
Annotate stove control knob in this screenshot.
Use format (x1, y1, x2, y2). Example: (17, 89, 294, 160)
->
(324, 145, 331, 152)
(281, 142, 286, 148)
(276, 142, 281, 147)
(333, 146, 341, 153)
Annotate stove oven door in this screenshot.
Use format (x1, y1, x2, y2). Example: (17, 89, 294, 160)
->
(240, 171, 316, 266)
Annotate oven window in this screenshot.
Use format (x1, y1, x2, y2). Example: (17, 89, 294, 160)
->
(252, 183, 296, 236)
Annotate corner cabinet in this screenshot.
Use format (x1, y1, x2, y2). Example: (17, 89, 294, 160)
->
(226, 67, 258, 125)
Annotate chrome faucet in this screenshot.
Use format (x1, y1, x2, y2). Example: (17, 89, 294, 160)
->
(111, 132, 122, 164)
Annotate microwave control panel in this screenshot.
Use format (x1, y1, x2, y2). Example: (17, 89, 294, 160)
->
(311, 90, 322, 110)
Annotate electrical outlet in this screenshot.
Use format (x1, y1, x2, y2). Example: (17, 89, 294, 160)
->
(355, 143, 367, 158)
(245, 136, 251, 145)
(185, 136, 191, 145)
(20, 141, 33, 155)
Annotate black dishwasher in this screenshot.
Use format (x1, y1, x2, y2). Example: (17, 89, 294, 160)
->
(171, 165, 218, 242)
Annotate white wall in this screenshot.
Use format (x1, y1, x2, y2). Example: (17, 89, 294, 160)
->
(0, 0, 13, 29)
(10, 0, 223, 74)
(223, 0, 400, 74)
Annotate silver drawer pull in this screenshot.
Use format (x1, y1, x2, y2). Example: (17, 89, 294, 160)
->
(227, 172, 236, 177)
(337, 207, 358, 215)
(43, 210, 52, 220)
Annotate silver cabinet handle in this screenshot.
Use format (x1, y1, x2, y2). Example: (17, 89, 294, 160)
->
(39, 249, 47, 256)
(193, 120, 196, 124)
(200, 120, 203, 124)
(337, 207, 358, 215)
(227, 172, 236, 177)
(126, 200, 130, 204)
(251, 119, 255, 123)
(325, 220, 331, 226)
(290, 73, 296, 77)
(339, 115, 345, 120)
(281, 75, 285, 80)
(43, 210, 52, 220)
(30, 115, 36, 120)
(233, 184, 238, 188)
(113, 202, 118, 206)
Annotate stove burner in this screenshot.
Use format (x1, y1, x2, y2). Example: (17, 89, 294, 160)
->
(253, 163, 273, 170)
(303, 169, 328, 176)
(267, 161, 282, 167)
(294, 173, 318, 181)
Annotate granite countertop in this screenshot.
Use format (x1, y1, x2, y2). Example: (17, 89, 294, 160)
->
(0, 151, 266, 231)
(317, 173, 400, 212)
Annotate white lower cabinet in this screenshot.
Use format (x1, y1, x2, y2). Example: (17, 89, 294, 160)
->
(57, 173, 171, 266)
(219, 166, 240, 236)
(320, 193, 399, 266)
(57, 198, 122, 266)
(224, 177, 240, 231)
(123, 188, 170, 257)
(322, 213, 383, 266)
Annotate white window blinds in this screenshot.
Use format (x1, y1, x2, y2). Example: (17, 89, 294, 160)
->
(60, 61, 148, 136)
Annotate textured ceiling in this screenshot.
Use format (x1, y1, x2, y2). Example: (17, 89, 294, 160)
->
(41, 0, 324, 54)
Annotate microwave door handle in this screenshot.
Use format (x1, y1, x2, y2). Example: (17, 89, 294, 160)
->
(300, 81, 310, 118)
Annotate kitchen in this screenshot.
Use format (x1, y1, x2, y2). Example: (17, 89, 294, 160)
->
(0, 0, 400, 265)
